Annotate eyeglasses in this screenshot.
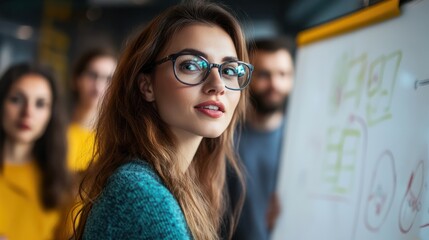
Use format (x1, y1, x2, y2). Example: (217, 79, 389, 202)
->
(142, 52, 254, 91)
(83, 70, 112, 82)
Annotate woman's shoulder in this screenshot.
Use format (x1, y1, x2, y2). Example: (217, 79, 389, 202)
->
(113, 159, 157, 179)
(84, 159, 191, 239)
(106, 159, 169, 199)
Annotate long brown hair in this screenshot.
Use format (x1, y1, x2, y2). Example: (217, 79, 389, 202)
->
(0, 63, 70, 210)
(75, 1, 248, 239)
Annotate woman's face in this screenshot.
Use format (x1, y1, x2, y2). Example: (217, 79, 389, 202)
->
(147, 24, 241, 139)
(2, 74, 53, 144)
(76, 56, 116, 107)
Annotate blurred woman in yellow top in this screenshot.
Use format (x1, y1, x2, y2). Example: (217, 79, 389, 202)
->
(67, 49, 117, 172)
(0, 63, 71, 240)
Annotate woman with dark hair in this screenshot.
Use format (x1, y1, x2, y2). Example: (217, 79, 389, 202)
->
(67, 49, 116, 172)
(74, 0, 253, 239)
(0, 63, 70, 240)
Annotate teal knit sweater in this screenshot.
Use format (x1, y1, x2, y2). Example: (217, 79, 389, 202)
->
(83, 160, 191, 239)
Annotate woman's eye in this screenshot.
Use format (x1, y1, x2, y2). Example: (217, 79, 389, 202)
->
(8, 95, 24, 104)
(180, 61, 201, 72)
(223, 67, 238, 77)
(36, 99, 49, 109)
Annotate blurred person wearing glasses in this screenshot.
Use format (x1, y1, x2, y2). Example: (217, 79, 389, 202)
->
(72, 1, 253, 239)
(67, 49, 117, 172)
(62, 49, 117, 239)
(229, 37, 294, 240)
(0, 63, 71, 240)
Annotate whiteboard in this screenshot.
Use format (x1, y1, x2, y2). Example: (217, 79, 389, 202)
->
(273, 1, 429, 240)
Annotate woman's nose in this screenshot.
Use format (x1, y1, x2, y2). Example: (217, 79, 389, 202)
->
(202, 67, 225, 95)
(21, 101, 32, 117)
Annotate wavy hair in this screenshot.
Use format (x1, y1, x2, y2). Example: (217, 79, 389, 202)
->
(74, 1, 248, 239)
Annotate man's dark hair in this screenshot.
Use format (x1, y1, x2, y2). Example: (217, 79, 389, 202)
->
(249, 36, 295, 59)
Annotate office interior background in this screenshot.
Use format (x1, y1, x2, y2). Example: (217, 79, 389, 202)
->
(0, 0, 379, 86)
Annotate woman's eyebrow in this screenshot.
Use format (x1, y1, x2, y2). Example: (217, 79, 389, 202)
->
(176, 48, 239, 62)
(222, 56, 239, 62)
(8, 90, 25, 97)
(176, 48, 207, 58)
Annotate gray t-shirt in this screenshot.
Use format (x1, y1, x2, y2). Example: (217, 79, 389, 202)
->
(230, 121, 285, 240)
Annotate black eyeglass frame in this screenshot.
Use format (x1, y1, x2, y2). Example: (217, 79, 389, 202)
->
(142, 52, 254, 91)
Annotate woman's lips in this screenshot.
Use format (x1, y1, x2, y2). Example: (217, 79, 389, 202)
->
(17, 123, 31, 130)
(194, 101, 225, 118)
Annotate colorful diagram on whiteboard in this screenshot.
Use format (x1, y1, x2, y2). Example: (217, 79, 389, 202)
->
(330, 53, 367, 114)
(366, 51, 402, 126)
(399, 160, 425, 233)
(364, 150, 397, 232)
(320, 114, 367, 200)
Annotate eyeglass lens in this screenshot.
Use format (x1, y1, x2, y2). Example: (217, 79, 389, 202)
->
(84, 70, 112, 82)
(174, 54, 250, 89)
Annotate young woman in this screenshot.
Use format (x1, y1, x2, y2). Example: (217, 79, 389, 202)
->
(68, 49, 117, 172)
(74, 1, 253, 239)
(0, 63, 70, 240)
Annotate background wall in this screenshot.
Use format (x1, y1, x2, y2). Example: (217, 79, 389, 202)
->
(0, 0, 375, 77)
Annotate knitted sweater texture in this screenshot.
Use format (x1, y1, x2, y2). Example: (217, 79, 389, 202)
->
(83, 160, 191, 239)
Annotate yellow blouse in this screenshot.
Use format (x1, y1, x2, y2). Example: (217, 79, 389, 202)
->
(67, 123, 96, 172)
(0, 161, 60, 240)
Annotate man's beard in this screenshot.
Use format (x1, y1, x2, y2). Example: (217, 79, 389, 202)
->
(250, 91, 288, 115)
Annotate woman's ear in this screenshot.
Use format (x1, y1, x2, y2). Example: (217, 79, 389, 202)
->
(139, 74, 155, 102)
